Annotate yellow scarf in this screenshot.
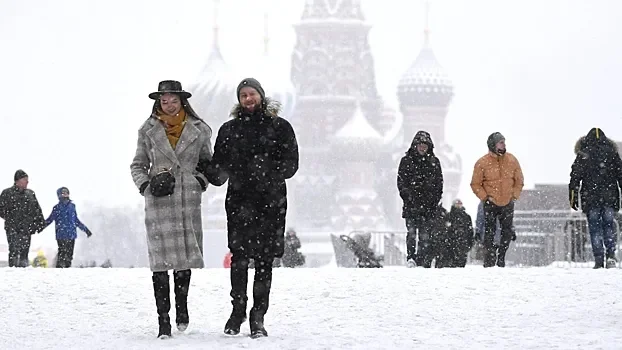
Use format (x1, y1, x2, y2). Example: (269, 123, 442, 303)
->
(156, 108, 187, 149)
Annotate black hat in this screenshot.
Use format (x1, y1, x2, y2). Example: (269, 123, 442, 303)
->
(487, 132, 505, 152)
(14, 169, 28, 182)
(236, 78, 265, 102)
(148, 80, 192, 100)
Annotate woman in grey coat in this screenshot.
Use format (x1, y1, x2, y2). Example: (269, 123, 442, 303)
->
(130, 80, 213, 339)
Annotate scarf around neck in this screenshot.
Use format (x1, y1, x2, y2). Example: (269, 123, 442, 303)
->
(156, 108, 187, 149)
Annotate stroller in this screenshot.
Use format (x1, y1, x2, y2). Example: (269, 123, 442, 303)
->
(340, 232, 383, 268)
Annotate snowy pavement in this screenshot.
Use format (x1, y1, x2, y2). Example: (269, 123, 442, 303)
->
(1, 266, 621, 350)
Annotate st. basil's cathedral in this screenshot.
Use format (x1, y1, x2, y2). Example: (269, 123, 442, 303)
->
(189, 0, 462, 256)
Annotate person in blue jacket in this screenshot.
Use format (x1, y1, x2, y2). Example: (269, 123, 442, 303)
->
(44, 187, 92, 268)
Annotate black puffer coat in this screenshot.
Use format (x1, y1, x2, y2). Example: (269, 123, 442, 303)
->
(397, 131, 444, 219)
(569, 128, 622, 213)
(201, 98, 299, 259)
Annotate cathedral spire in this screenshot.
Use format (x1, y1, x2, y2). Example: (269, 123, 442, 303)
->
(263, 9, 269, 55)
(212, 0, 220, 50)
(423, 0, 431, 48)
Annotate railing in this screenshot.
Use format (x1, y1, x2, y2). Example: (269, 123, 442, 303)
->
(510, 210, 620, 268)
(333, 210, 621, 268)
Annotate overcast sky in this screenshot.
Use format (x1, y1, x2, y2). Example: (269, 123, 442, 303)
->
(1, 0, 621, 229)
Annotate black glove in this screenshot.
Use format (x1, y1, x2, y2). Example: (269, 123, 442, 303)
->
(139, 182, 149, 196)
(195, 176, 207, 191)
(474, 229, 482, 242)
(197, 159, 227, 186)
(569, 188, 579, 211)
(86, 230, 92, 238)
(150, 169, 176, 197)
(511, 232, 517, 241)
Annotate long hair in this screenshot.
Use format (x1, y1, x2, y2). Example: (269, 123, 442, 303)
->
(150, 95, 202, 120)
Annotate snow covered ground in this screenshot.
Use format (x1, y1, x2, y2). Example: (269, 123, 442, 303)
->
(1, 266, 621, 350)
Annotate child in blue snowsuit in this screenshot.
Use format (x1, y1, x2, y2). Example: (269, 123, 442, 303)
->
(44, 187, 92, 268)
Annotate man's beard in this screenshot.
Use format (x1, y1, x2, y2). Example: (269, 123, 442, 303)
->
(242, 102, 261, 113)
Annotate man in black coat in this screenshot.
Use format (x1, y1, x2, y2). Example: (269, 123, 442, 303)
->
(200, 78, 299, 338)
(0, 170, 46, 267)
(397, 131, 444, 268)
(569, 127, 622, 269)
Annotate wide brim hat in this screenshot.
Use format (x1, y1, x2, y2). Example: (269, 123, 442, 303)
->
(149, 80, 192, 100)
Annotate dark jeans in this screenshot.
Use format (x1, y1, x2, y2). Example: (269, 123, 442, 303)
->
(483, 201, 515, 267)
(6, 231, 31, 267)
(586, 207, 616, 260)
(56, 239, 76, 268)
(405, 217, 434, 268)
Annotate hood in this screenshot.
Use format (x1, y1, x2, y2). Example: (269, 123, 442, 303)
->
(230, 97, 281, 119)
(56, 187, 69, 201)
(574, 128, 618, 155)
(408, 130, 435, 156)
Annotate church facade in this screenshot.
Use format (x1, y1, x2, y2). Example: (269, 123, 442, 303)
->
(191, 0, 462, 237)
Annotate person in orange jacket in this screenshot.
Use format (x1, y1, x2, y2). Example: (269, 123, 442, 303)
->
(470, 132, 524, 268)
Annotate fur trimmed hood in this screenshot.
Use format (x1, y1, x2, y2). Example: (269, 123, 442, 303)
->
(229, 97, 282, 118)
(574, 128, 618, 156)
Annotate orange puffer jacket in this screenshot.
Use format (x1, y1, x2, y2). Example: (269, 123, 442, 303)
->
(470, 152, 524, 206)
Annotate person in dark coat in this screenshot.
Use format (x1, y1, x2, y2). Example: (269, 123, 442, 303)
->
(282, 228, 305, 268)
(569, 127, 622, 269)
(437, 199, 475, 267)
(397, 131, 444, 268)
(0, 170, 46, 267)
(199, 78, 299, 338)
(43, 187, 92, 268)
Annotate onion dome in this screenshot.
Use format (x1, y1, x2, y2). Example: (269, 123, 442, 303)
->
(397, 3, 453, 108)
(330, 102, 382, 161)
(189, 0, 237, 128)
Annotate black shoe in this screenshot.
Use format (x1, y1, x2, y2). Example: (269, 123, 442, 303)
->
(224, 312, 246, 335)
(158, 315, 172, 339)
(249, 309, 268, 338)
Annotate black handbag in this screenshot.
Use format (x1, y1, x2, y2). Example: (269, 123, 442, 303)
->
(150, 168, 176, 197)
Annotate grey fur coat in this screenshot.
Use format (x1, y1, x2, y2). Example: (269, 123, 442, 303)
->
(130, 113, 212, 272)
